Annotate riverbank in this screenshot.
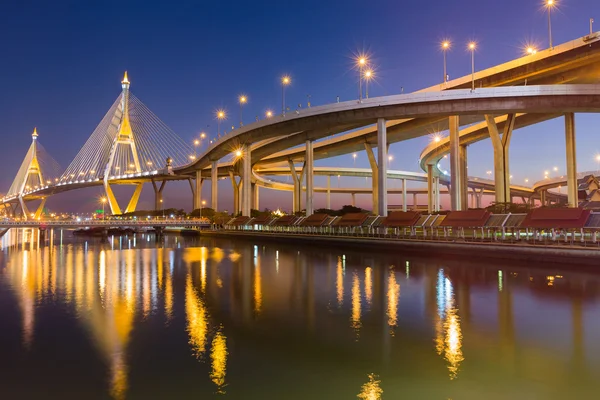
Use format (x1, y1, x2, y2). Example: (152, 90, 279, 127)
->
(201, 230, 600, 265)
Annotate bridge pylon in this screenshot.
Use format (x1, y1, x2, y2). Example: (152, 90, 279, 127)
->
(102, 72, 144, 215)
(5, 129, 56, 220)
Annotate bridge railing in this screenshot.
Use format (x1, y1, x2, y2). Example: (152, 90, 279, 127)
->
(0, 218, 211, 227)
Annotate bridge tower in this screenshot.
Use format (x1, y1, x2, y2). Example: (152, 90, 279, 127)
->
(10, 129, 48, 220)
(103, 72, 143, 215)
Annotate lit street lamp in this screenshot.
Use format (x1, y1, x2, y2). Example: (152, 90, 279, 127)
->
(546, 0, 556, 48)
(265, 110, 273, 118)
(364, 69, 373, 98)
(596, 154, 600, 171)
(357, 56, 367, 101)
(352, 153, 357, 166)
(441, 41, 450, 83)
(239, 95, 247, 127)
(468, 42, 476, 91)
(216, 110, 226, 137)
(101, 197, 107, 220)
(281, 76, 291, 115)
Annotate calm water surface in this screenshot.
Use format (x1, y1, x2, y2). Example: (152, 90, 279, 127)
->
(1, 229, 599, 399)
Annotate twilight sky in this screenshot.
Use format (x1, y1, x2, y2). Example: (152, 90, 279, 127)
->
(1, 0, 599, 213)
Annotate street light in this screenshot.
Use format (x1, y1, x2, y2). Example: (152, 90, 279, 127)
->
(441, 41, 450, 83)
(468, 42, 476, 91)
(160, 199, 164, 218)
(281, 75, 291, 115)
(352, 153, 357, 166)
(545, 0, 556, 49)
(364, 69, 374, 98)
(239, 95, 247, 127)
(595, 154, 600, 171)
(357, 56, 368, 101)
(265, 110, 273, 118)
(101, 197, 107, 220)
(527, 46, 538, 55)
(388, 155, 393, 168)
(216, 109, 226, 137)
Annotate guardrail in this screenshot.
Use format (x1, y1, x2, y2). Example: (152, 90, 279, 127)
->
(0, 219, 211, 228)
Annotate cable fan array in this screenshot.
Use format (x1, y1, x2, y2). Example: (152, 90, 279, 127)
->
(60, 93, 195, 183)
(5, 140, 61, 199)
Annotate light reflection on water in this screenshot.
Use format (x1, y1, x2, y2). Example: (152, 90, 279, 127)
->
(1, 228, 600, 399)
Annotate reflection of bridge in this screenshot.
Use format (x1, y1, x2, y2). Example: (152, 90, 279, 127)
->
(3, 33, 600, 217)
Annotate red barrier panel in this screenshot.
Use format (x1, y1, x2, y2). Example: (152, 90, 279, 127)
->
(272, 215, 299, 226)
(300, 213, 329, 227)
(381, 211, 422, 227)
(336, 213, 369, 227)
(521, 208, 591, 228)
(440, 210, 491, 227)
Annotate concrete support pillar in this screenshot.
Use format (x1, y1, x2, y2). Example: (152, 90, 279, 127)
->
(402, 178, 407, 212)
(289, 160, 306, 213)
(376, 118, 388, 216)
(449, 115, 462, 210)
(485, 114, 516, 205)
(540, 190, 547, 206)
(435, 177, 441, 211)
(326, 176, 331, 209)
(229, 170, 240, 215)
(427, 164, 434, 214)
(350, 193, 355, 207)
(364, 143, 378, 213)
(459, 145, 469, 210)
(565, 113, 578, 208)
(252, 183, 259, 210)
(412, 193, 417, 210)
(241, 145, 251, 217)
(151, 178, 166, 211)
(211, 161, 218, 211)
(305, 140, 314, 216)
(192, 170, 203, 210)
(476, 188, 484, 209)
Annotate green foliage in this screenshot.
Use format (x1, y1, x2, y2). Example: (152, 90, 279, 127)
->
(486, 202, 531, 214)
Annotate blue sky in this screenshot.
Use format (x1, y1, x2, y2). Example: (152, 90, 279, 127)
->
(1, 0, 599, 212)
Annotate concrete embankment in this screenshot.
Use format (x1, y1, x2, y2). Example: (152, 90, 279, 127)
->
(201, 230, 600, 265)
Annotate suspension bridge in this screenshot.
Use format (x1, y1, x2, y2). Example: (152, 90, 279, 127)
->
(3, 32, 600, 221)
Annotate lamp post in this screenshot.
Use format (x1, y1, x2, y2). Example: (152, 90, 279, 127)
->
(265, 110, 273, 118)
(468, 42, 476, 91)
(357, 56, 367, 101)
(101, 197, 107, 220)
(160, 199, 164, 218)
(442, 41, 450, 83)
(281, 76, 291, 115)
(239, 95, 247, 127)
(364, 69, 373, 98)
(546, 0, 555, 48)
(595, 154, 600, 172)
(352, 153, 357, 166)
(216, 110, 226, 137)
(591, 18, 595, 35)
(201, 200, 206, 219)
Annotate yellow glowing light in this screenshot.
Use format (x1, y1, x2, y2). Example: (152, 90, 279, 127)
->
(265, 110, 273, 118)
(32, 127, 38, 137)
(388, 155, 393, 161)
(216, 110, 226, 120)
(357, 56, 367, 66)
(357, 374, 383, 400)
(546, 0, 555, 7)
(553, 166, 558, 172)
(122, 71, 129, 84)
(101, 197, 107, 204)
(189, 155, 196, 160)
(200, 132, 206, 139)
(336, 256, 344, 306)
(281, 75, 291, 85)
(194, 139, 200, 145)
(442, 41, 450, 50)
(364, 267, 372, 306)
(596, 154, 600, 162)
(468, 42, 476, 50)
(239, 95, 247, 104)
(186, 276, 208, 358)
(235, 150, 242, 157)
(387, 271, 400, 331)
(351, 273, 361, 334)
(364, 69, 373, 79)
(210, 329, 228, 394)
(527, 46, 537, 55)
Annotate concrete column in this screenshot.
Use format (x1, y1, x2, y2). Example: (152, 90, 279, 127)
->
(485, 114, 515, 205)
(351, 193, 356, 207)
(252, 183, 259, 210)
(427, 164, 434, 214)
(305, 140, 314, 216)
(402, 178, 407, 212)
(229, 170, 240, 215)
(460, 145, 468, 210)
(151, 179, 166, 211)
(376, 118, 388, 216)
(194, 170, 203, 210)
(211, 160, 218, 211)
(326, 175, 331, 209)
(289, 160, 305, 213)
(540, 190, 547, 206)
(565, 113, 578, 207)
(476, 188, 483, 209)
(435, 177, 441, 211)
(449, 115, 461, 210)
(241, 145, 251, 216)
(412, 193, 417, 210)
(364, 143, 378, 213)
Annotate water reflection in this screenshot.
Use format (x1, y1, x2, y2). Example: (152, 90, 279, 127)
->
(1, 229, 600, 398)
